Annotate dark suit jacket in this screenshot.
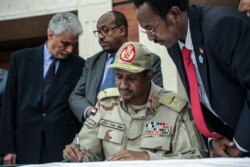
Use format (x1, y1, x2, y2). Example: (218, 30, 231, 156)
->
(0, 68, 7, 114)
(0, 45, 85, 164)
(0, 68, 8, 164)
(167, 5, 250, 151)
(69, 51, 163, 122)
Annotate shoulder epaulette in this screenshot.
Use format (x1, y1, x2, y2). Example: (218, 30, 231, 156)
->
(97, 88, 120, 101)
(159, 93, 187, 112)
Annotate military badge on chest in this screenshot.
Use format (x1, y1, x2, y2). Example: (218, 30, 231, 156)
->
(144, 121, 171, 136)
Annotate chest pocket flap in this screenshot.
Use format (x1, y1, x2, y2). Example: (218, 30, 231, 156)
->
(140, 133, 171, 151)
(97, 119, 125, 144)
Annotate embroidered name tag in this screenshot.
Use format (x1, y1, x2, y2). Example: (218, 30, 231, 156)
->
(84, 118, 96, 129)
(100, 119, 125, 131)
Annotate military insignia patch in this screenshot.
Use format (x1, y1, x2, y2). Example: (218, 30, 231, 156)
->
(199, 55, 204, 64)
(119, 44, 136, 62)
(149, 93, 158, 111)
(160, 95, 186, 112)
(144, 121, 171, 136)
(84, 118, 96, 129)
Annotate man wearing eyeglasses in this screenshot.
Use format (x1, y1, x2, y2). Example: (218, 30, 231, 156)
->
(134, 0, 250, 158)
(69, 11, 163, 123)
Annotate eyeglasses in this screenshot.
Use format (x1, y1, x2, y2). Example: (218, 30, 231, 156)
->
(140, 22, 159, 35)
(93, 26, 120, 37)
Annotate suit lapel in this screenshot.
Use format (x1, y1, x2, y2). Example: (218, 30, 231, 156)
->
(188, 6, 210, 99)
(44, 55, 73, 109)
(168, 45, 190, 96)
(29, 46, 44, 109)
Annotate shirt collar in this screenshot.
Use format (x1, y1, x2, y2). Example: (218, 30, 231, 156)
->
(43, 43, 53, 61)
(107, 53, 115, 58)
(178, 19, 193, 51)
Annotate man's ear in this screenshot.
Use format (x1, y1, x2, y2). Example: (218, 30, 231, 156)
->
(47, 30, 55, 39)
(119, 25, 127, 36)
(146, 71, 153, 82)
(167, 6, 182, 24)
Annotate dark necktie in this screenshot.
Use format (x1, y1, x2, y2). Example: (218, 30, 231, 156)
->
(43, 57, 56, 107)
(100, 54, 116, 91)
(182, 47, 221, 138)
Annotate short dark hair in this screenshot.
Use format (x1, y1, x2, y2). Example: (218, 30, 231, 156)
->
(133, 0, 189, 19)
(112, 11, 128, 35)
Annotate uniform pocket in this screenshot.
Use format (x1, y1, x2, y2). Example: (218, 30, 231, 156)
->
(140, 133, 171, 151)
(185, 120, 207, 151)
(97, 119, 125, 144)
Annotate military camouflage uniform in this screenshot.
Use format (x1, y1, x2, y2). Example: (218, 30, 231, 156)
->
(75, 82, 208, 161)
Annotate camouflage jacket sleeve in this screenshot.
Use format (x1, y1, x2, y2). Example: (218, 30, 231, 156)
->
(77, 88, 120, 161)
(76, 101, 104, 162)
(146, 92, 208, 160)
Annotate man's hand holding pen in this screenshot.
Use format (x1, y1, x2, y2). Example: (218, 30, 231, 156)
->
(63, 134, 85, 162)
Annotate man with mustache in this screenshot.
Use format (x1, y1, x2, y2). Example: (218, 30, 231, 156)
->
(63, 42, 207, 162)
(69, 11, 163, 123)
(133, 0, 250, 157)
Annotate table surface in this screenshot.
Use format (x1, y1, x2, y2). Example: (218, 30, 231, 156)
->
(20, 158, 250, 167)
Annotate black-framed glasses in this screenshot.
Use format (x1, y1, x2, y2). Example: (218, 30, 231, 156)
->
(140, 22, 159, 35)
(93, 26, 120, 37)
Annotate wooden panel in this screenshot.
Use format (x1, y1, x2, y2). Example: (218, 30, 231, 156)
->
(0, 51, 11, 69)
(190, 0, 239, 9)
(0, 15, 49, 69)
(0, 15, 50, 42)
(0, 37, 47, 69)
(113, 1, 139, 42)
(0, 11, 77, 69)
(0, 11, 76, 43)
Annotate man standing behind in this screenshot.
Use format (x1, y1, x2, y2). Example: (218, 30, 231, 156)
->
(63, 42, 207, 162)
(0, 12, 85, 164)
(69, 11, 163, 123)
(0, 68, 7, 113)
(0, 68, 7, 165)
(239, 0, 250, 16)
(134, 0, 250, 157)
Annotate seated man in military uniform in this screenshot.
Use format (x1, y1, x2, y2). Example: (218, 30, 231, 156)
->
(63, 42, 208, 162)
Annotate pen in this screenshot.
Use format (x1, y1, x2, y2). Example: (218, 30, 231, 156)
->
(76, 134, 84, 162)
(76, 134, 80, 148)
(62, 159, 70, 162)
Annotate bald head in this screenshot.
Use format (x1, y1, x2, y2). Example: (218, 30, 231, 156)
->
(98, 11, 128, 35)
(98, 12, 115, 25)
(95, 11, 128, 53)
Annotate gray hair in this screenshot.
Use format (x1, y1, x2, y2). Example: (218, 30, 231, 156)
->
(48, 12, 83, 36)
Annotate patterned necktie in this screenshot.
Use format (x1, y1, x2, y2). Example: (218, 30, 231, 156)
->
(182, 47, 221, 138)
(43, 57, 56, 107)
(100, 54, 116, 91)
